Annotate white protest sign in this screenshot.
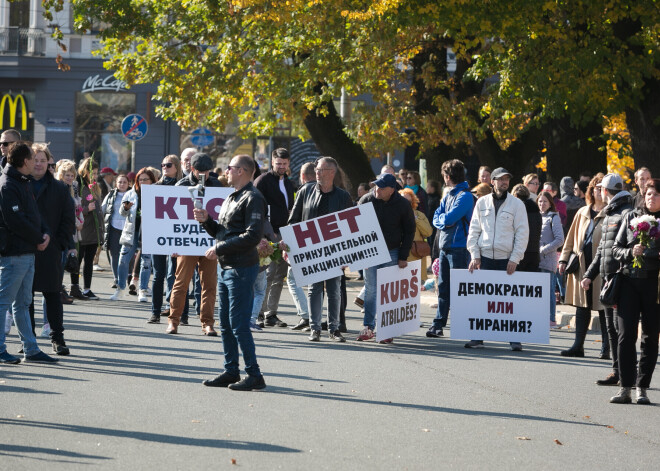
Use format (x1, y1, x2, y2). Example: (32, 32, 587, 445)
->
(141, 185, 233, 256)
(376, 259, 422, 342)
(280, 202, 390, 286)
(450, 269, 550, 344)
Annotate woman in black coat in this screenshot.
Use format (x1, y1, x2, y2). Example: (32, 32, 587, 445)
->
(29, 144, 75, 354)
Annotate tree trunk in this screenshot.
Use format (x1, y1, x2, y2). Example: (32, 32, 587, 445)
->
(626, 78, 660, 177)
(542, 117, 607, 183)
(303, 100, 374, 195)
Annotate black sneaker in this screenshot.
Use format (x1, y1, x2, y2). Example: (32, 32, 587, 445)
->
(128, 286, 138, 296)
(69, 285, 87, 300)
(321, 321, 328, 331)
(52, 340, 70, 356)
(338, 323, 348, 333)
(228, 375, 266, 391)
(202, 371, 241, 388)
(147, 314, 161, 324)
(24, 351, 59, 363)
(257, 313, 265, 328)
(0, 351, 20, 364)
(289, 318, 309, 330)
(329, 330, 346, 342)
(426, 325, 443, 338)
(265, 315, 287, 327)
(308, 330, 321, 342)
(180, 317, 189, 326)
(83, 290, 99, 300)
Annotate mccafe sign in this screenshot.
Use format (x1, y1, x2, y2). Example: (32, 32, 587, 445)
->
(81, 74, 128, 93)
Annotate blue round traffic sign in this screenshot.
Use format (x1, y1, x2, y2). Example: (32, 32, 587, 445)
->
(121, 114, 148, 141)
(190, 127, 215, 147)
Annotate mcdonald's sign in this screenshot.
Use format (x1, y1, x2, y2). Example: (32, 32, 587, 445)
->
(0, 93, 28, 131)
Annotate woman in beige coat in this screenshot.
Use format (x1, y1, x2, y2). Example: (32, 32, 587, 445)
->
(558, 175, 608, 357)
(400, 188, 433, 281)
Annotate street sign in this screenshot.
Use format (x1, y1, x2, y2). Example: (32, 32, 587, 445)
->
(190, 127, 215, 147)
(121, 114, 148, 141)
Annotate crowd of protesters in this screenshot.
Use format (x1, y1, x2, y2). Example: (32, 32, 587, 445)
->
(1, 127, 657, 403)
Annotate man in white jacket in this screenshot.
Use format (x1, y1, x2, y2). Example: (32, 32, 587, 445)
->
(465, 167, 529, 350)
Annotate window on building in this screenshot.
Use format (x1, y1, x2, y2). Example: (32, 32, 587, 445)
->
(75, 92, 136, 171)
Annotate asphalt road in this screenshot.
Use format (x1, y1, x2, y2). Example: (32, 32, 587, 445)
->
(1, 267, 659, 470)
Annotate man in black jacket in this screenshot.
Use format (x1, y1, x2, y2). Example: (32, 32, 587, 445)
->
(166, 153, 223, 336)
(357, 173, 415, 342)
(254, 148, 295, 328)
(29, 143, 75, 355)
(195, 154, 267, 391)
(0, 142, 58, 364)
(288, 157, 353, 342)
(582, 173, 634, 386)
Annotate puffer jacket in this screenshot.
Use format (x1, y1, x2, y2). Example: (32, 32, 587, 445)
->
(467, 192, 529, 264)
(584, 192, 634, 280)
(539, 211, 564, 271)
(612, 209, 660, 278)
(119, 189, 140, 246)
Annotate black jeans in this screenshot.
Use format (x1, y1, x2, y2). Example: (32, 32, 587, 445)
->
(604, 306, 619, 375)
(72, 243, 97, 289)
(28, 291, 64, 341)
(616, 275, 659, 388)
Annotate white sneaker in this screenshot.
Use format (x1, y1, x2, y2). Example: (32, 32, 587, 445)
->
(109, 288, 124, 301)
(145, 288, 152, 296)
(41, 323, 51, 338)
(93, 264, 105, 272)
(138, 290, 148, 302)
(4, 310, 12, 335)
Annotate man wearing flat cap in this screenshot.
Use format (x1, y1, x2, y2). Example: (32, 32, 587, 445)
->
(465, 167, 529, 351)
(165, 153, 224, 336)
(356, 173, 416, 342)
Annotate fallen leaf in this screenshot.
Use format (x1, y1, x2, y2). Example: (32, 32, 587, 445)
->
(554, 439, 563, 445)
(191, 420, 200, 423)
(583, 416, 590, 419)
(625, 431, 628, 435)
(231, 458, 237, 465)
(16, 415, 24, 418)
(422, 429, 431, 432)
(607, 425, 614, 429)
(516, 437, 531, 440)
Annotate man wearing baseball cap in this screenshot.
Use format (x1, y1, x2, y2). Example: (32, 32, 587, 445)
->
(582, 172, 634, 387)
(356, 173, 416, 342)
(98, 167, 117, 200)
(465, 167, 529, 350)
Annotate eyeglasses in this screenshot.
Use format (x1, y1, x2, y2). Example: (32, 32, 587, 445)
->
(528, 181, 540, 186)
(48, 163, 56, 169)
(406, 176, 414, 180)
(161, 162, 173, 168)
(0, 141, 15, 147)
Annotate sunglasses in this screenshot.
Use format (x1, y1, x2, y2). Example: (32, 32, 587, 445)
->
(0, 141, 14, 147)
(48, 163, 56, 169)
(161, 162, 173, 168)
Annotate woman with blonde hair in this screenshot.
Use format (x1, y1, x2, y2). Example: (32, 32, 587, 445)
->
(399, 188, 432, 281)
(69, 157, 104, 300)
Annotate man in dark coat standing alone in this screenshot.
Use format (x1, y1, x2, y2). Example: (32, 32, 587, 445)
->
(29, 143, 75, 355)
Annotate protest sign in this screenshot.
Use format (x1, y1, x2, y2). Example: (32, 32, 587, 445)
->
(141, 185, 233, 256)
(450, 269, 550, 344)
(280, 202, 390, 286)
(375, 260, 422, 342)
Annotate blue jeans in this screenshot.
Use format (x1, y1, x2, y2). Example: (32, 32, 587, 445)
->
(363, 249, 399, 330)
(218, 264, 261, 377)
(286, 266, 309, 320)
(541, 268, 556, 322)
(107, 226, 122, 284)
(0, 255, 40, 356)
(251, 270, 267, 323)
(139, 252, 152, 290)
(434, 247, 470, 328)
(117, 238, 139, 290)
(308, 275, 341, 332)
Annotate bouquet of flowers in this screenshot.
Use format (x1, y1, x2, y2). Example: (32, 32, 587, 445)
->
(257, 239, 289, 267)
(629, 215, 660, 268)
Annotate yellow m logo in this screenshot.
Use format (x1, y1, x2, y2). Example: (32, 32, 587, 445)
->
(0, 94, 28, 131)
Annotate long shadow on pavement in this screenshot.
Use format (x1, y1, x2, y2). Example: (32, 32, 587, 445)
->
(0, 443, 110, 464)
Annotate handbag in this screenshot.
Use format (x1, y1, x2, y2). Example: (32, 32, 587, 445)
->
(411, 240, 431, 259)
(599, 271, 622, 307)
(64, 252, 79, 274)
(565, 252, 580, 274)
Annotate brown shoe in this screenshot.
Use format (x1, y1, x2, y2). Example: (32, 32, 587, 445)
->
(165, 322, 178, 334)
(203, 326, 218, 337)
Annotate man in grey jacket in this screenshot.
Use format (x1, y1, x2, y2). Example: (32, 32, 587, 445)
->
(465, 167, 529, 350)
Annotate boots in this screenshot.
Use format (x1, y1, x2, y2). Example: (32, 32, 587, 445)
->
(561, 307, 588, 357)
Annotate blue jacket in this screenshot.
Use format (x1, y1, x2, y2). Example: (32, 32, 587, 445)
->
(433, 181, 474, 249)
